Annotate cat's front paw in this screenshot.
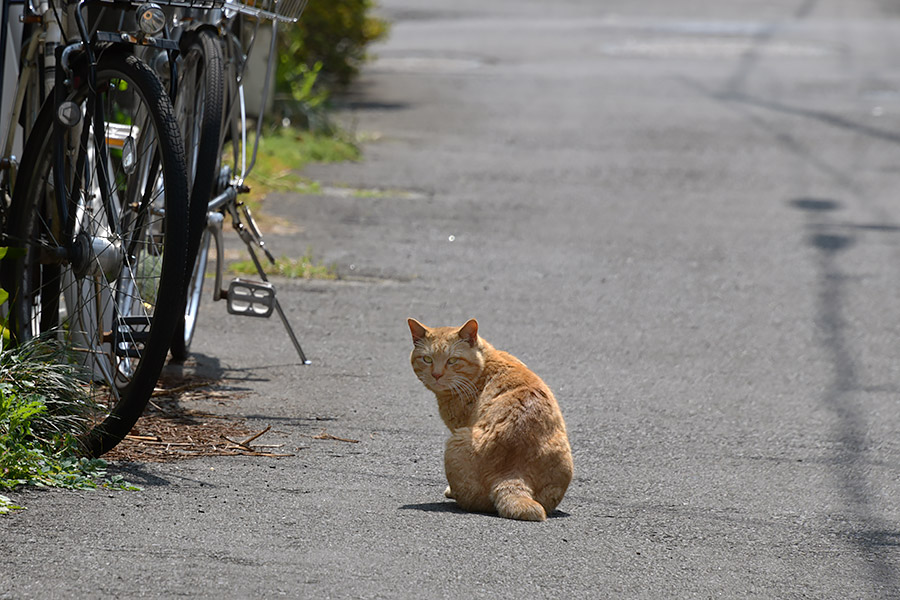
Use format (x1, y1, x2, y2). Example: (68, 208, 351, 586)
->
(444, 486, 455, 499)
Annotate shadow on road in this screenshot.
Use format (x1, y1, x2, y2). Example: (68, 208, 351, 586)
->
(399, 501, 466, 514)
(790, 197, 900, 592)
(399, 502, 572, 520)
(107, 463, 173, 488)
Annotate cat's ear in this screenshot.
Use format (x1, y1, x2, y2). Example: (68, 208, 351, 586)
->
(458, 319, 479, 347)
(408, 318, 429, 343)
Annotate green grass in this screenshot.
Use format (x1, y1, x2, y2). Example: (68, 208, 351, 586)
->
(0, 337, 139, 513)
(227, 126, 356, 279)
(229, 249, 337, 280)
(244, 126, 360, 202)
(0, 493, 23, 514)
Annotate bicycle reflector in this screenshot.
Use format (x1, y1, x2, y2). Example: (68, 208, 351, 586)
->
(136, 3, 166, 35)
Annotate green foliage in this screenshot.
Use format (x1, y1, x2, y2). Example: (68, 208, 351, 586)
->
(0, 247, 7, 308)
(246, 125, 359, 200)
(292, 62, 325, 107)
(0, 338, 139, 512)
(276, 0, 389, 121)
(0, 255, 137, 516)
(0, 494, 23, 514)
(0, 247, 9, 343)
(259, 124, 360, 169)
(0, 339, 96, 443)
(230, 248, 336, 280)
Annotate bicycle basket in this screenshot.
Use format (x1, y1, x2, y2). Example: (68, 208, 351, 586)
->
(225, 0, 309, 23)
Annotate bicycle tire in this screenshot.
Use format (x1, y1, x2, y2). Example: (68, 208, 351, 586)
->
(2, 47, 189, 457)
(170, 28, 225, 361)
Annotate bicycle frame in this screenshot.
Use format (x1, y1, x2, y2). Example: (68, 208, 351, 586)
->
(1, 22, 39, 198)
(1, 0, 52, 209)
(3, 0, 180, 367)
(166, 3, 310, 363)
(1, 0, 181, 222)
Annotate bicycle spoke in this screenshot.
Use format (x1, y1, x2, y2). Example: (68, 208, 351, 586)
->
(3, 49, 188, 455)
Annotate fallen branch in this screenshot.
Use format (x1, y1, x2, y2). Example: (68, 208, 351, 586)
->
(221, 426, 273, 451)
(312, 429, 359, 444)
(223, 443, 284, 449)
(238, 451, 293, 458)
(125, 434, 161, 442)
(242, 425, 272, 446)
(152, 379, 216, 397)
(219, 426, 294, 456)
(222, 436, 252, 452)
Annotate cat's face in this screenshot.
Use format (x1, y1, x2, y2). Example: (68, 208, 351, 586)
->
(408, 319, 484, 395)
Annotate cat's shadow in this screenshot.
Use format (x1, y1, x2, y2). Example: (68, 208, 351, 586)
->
(400, 501, 571, 519)
(400, 501, 466, 514)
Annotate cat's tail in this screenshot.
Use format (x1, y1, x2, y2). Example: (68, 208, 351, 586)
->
(491, 478, 546, 522)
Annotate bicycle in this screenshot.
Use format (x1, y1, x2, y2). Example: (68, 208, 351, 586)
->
(0, 0, 198, 456)
(161, 0, 311, 363)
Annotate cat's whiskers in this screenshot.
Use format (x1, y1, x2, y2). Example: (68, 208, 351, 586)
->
(453, 377, 474, 397)
(447, 380, 466, 401)
(448, 376, 478, 403)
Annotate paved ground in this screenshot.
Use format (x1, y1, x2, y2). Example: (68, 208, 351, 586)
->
(6, 0, 900, 597)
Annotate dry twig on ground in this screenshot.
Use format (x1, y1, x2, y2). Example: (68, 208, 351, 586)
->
(310, 429, 359, 444)
(105, 376, 288, 462)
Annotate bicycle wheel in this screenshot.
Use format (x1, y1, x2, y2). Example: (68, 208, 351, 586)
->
(170, 28, 224, 361)
(176, 225, 211, 357)
(2, 48, 189, 457)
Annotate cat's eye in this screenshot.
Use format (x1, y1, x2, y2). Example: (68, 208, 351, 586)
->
(447, 357, 459, 365)
(422, 356, 433, 364)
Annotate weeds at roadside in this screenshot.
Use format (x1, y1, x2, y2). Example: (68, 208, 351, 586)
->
(0, 337, 140, 514)
(0, 494, 22, 514)
(229, 248, 337, 280)
(243, 126, 360, 209)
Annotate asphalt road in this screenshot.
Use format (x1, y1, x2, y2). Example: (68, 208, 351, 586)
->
(6, 0, 900, 597)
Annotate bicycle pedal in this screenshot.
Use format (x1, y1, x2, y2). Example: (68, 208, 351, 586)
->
(226, 278, 275, 318)
(113, 315, 152, 358)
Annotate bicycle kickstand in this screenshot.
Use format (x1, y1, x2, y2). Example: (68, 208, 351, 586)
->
(213, 204, 312, 365)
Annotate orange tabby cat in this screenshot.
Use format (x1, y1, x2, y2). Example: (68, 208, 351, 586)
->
(408, 318, 573, 521)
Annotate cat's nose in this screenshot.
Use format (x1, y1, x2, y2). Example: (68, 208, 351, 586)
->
(432, 371, 443, 380)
